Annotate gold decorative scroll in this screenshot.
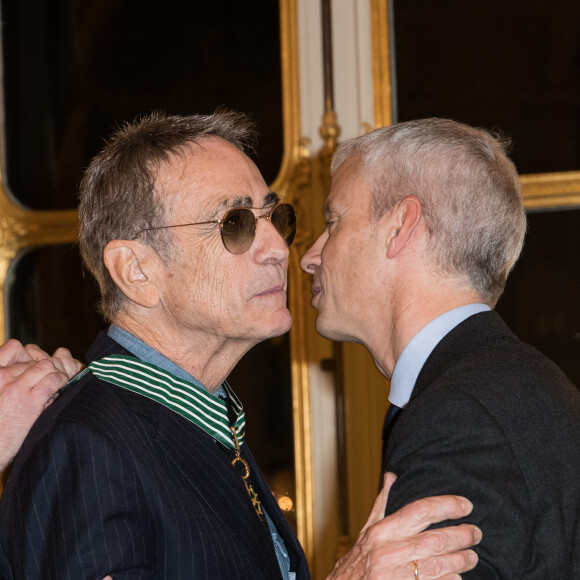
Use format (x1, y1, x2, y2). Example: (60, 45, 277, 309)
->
(269, 0, 317, 566)
(520, 171, 580, 210)
(370, 0, 393, 129)
(0, 191, 78, 339)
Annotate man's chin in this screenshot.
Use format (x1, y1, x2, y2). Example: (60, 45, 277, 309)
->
(315, 315, 344, 342)
(266, 309, 292, 338)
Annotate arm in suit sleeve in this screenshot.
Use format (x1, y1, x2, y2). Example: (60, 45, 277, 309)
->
(384, 388, 536, 579)
(2, 421, 155, 580)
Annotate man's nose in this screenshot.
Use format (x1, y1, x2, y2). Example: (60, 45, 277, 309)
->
(300, 231, 326, 273)
(253, 218, 289, 263)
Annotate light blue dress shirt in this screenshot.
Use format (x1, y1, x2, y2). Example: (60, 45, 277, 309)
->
(389, 304, 491, 408)
(107, 325, 294, 580)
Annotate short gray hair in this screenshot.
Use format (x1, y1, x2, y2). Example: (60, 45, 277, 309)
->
(79, 109, 257, 321)
(331, 118, 526, 305)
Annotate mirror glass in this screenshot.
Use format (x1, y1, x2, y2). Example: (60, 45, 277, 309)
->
(392, 0, 580, 174)
(2, 0, 283, 208)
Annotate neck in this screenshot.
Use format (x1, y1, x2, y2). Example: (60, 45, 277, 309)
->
(367, 281, 485, 380)
(112, 312, 256, 393)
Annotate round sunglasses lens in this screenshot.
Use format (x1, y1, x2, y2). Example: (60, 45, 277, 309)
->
(272, 204, 297, 247)
(221, 208, 256, 254)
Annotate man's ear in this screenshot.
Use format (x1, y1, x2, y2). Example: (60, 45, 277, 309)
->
(103, 240, 162, 309)
(386, 195, 423, 259)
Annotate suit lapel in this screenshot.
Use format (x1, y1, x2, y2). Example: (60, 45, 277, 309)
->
(242, 445, 308, 573)
(153, 410, 283, 573)
(156, 411, 260, 521)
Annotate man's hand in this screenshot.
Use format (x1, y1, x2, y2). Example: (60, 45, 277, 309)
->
(327, 473, 481, 580)
(0, 339, 83, 472)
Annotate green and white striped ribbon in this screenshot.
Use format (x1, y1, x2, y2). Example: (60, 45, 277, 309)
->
(87, 354, 245, 449)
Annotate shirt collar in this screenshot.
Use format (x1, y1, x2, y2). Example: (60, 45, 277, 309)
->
(389, 304, 490, 408)
(107, 324, 227, 398)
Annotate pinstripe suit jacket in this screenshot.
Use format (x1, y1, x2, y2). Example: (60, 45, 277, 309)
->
(383, 311, 580, 578)
(0, 332, 309, 579)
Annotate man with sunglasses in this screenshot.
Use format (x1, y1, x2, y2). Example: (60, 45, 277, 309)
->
(0, 111, 480, 579)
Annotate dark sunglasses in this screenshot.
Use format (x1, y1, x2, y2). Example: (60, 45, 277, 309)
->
(133, 202, 297, 255)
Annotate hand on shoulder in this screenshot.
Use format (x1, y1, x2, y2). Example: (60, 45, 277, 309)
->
(0, 339, 83, 472)
(326, 473, 481, 579)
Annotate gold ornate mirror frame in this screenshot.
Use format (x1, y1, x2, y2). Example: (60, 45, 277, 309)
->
(370, 0, 580, 210)
(272, 0, 315, 564)
(0, 0, 315, 562)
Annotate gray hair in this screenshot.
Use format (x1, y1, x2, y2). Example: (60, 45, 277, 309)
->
(79, 109, 258, 321)
(331, 118, 526, 305)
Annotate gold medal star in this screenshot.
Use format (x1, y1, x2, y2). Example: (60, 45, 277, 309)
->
(246, 483, 263, 518)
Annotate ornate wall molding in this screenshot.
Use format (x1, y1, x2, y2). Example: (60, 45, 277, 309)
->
(273, 0, 316, 565)
(0, 185, 77, 338)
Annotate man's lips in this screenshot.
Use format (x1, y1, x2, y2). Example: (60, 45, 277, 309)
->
(311, 284, 322, 306)
(311, 277, 322, 297)
(256, 284, 286, 297)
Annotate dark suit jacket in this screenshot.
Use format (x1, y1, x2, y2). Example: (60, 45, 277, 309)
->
(383, 311, 580, 579)
(0, 332, 309, 579)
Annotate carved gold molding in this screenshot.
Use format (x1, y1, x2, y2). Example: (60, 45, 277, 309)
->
(520, 171, 580, 210)
(370, 0, 393, 129)
(0, 193, 78, 340)
(273, 0, 316, 566)
(319, 110, 341, 175)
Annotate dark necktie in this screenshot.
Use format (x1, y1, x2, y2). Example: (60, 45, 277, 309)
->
(380, 403, 402, 489)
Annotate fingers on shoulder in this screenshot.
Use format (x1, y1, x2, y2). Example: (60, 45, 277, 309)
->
(0, 339, 29, 366)
(52, 347, 84, 378)
(395, 495, 473, 535)
(417, 548, 479, 578)
(23, 343, 53, 361)
(26, 344, 70, 377)
(12, 359, 69, 401)
(417, 524, 482, 557)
